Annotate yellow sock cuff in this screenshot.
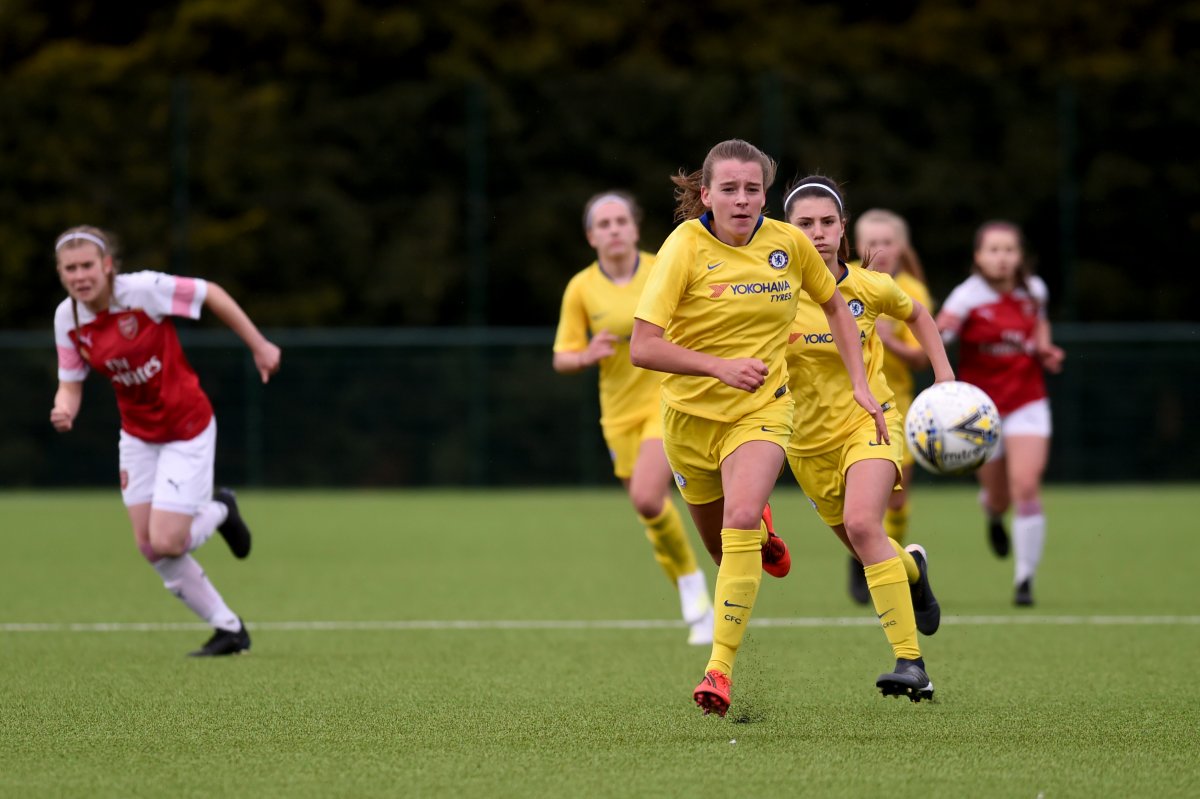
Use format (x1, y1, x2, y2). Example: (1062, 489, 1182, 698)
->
(884, 504, 909, 542)
(639, 502, 696, 583)
(886, 538, 920, 584)
(721, 527, 762, 554)
(865, 556, 908, 588)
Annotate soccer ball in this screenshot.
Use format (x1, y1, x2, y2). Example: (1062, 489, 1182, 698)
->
(904, 381, 1002, 475)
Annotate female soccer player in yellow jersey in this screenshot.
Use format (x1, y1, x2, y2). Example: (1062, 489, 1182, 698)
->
(553, 191, 714, 646)
(630, 141, 887, 717)
(840, 209, 936, 605)
(783, 177, 954, 701)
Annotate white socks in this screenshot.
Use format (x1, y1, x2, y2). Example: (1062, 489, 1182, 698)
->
(677, 569, 711, 624)
(1013, 510, 1046, 585)
(187, 500, 229, 552)
(153, 554, 240, 631)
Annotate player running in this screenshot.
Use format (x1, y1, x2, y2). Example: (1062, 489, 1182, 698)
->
(937, 220, 1065, 606)
(553, 190, 713, 645)
(847, 209, 935, 605)
(784, 177, 955, 701)
(631, 141, 885, 717)
(50, 226, 280, 656)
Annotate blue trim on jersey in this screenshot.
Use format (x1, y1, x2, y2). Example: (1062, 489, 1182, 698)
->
(836, 259, 850, 284)
(698, 213, 766, 244)
(596, 252, 640, 284)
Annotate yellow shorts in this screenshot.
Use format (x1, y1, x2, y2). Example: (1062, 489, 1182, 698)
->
(602, 410, 664, 480)
(787, 407, 904, 526)
(894, 390, 915, 468)
(662, 394, 794, 506)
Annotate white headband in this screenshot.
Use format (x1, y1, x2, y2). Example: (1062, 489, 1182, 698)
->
(585, 194, 633, 230)
(55, 231, 107, 252)
(783, 183, 843, 214)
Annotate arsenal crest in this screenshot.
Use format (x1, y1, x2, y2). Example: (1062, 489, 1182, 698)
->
(118, 314, 139, 339)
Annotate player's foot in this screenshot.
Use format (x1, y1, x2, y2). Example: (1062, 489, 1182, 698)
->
(188, 620, 251, 657)
(905, 544, 941, 635)
(687, 608, 714, 646)
(987, 516, 1010, 558)
(693, 669, 732, 716)
(876, 657, 934, 702)
(848, 556, 870, 604)
(760, 504, 791, 578)
(1014, 578, 1034, 607)
(214, 487, 252, 559)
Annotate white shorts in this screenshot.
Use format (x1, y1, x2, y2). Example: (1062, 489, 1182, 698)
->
(991, 398, 1051, 459)
(118, 417, 216, 513)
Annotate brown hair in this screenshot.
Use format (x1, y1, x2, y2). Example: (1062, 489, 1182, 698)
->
(55, 225, 119, 334)
(973, 219, 1033, 293)
(781, 175, 857, 265)
(670, 139, 778, 223)
(855, 208, 928, 283)
(582, 190, 643, 232)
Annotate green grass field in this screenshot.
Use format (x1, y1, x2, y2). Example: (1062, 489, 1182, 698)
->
(2, 486, 1198, 798)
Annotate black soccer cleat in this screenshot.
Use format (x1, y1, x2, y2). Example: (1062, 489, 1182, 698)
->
(988, 516, 1010, 558)
(188, 620, 251, 657)
(876, 657, 934, 702)
(214, 487, 252, 559)
(905, 544, 941, 636)
(848, 556, 870, 605)
(1014, 578, 1034, 607)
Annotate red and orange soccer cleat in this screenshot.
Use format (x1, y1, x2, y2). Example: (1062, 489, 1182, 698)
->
(760, 504, 791, 578)
(693, 669, 732, 716)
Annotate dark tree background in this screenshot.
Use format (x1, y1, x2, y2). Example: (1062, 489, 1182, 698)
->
(2, 0, 1197, 329)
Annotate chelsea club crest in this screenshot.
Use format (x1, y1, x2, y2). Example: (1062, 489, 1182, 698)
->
(847, 299, 865, 317)
(767, 250, 789, 270)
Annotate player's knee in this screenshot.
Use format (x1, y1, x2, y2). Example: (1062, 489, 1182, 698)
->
(136, 539, 161, 563)
(147, 529, 188, 558)
(841, 511, 879, 546)
(631, 491, 664, 519)
(722, 504, 761, 532)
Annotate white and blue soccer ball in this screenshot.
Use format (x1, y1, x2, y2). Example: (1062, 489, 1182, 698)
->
(905, 381, 1002, 476)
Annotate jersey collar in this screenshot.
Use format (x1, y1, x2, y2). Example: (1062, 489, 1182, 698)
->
(698, 212, 765, 245)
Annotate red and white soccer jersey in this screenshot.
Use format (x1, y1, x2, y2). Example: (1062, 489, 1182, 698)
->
(55, 271, 214, 443)
(941, 273, 1049, 415)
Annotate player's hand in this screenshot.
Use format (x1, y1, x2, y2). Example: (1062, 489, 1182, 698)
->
(49, 407, 73, 433)
(582, 331, 618, 367)
(854, 385, 890, 445)
(254, 341, 282, 383)
(716, 358, 768, 392)
(1039, 344, 1065, 374)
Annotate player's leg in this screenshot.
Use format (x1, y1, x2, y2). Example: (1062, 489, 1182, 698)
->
(148, 421, 248, 655)
(627, 438, 711, 644)
(884, 464, 913, 544)
(977, 449, 1011, 558)
(1005, 434, 1050, 606)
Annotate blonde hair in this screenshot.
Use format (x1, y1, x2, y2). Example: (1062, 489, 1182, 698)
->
(55, 225, 119, 334)
(582, 190, 642, 232)
(855, 208, 927, 283)
(670, 139, 777, 222)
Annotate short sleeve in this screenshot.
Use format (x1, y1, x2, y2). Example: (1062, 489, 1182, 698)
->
(553, 273, 590, 353)
(940, 279, 974, 319)
(54, 300, 89, 382)
(635, 228, 692, 330)
(1028, 276, 1050, 318)
(878, 274, 915, 321)
(793, 232, 835, 305)
(118, 271, 208, 321)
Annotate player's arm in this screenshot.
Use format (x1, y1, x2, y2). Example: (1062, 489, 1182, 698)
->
(904, 301, 955, 383)
(203, 283, 281, 383)
(1034, 317, 1065, 373)
(819, 294, 889, 444)
(50, 380, 83, 433)
(630, 319, 767, 392)
(553, 331, 619, 374)
(935, 308, 963, 344)
(877, 317, 929, 370)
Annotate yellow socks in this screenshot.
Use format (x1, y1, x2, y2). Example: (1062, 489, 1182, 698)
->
(884, 504, 909, 545)
(865, 556, 921, 661)
(706, 528, 762, 676)
(887, 537, 920, 584)
(639, 502, 698, 584)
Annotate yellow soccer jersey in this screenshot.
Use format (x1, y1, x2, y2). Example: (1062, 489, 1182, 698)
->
(786, 264, 913, 455)
(635, 216, 835, 422)
(879, 271, 933, 402)
(554, 251, 663, 429)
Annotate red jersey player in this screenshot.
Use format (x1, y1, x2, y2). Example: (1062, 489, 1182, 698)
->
(937, 220, 1065, 606)
(50, 226, 281, 655)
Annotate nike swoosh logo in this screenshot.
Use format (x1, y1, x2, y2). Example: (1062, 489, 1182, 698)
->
(723, 600, 751, 609)
(706, 261, 724, 270)
(877, 608, 893, 619)
(867, 441, 882, 447)
(760, 426, 773, 433)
